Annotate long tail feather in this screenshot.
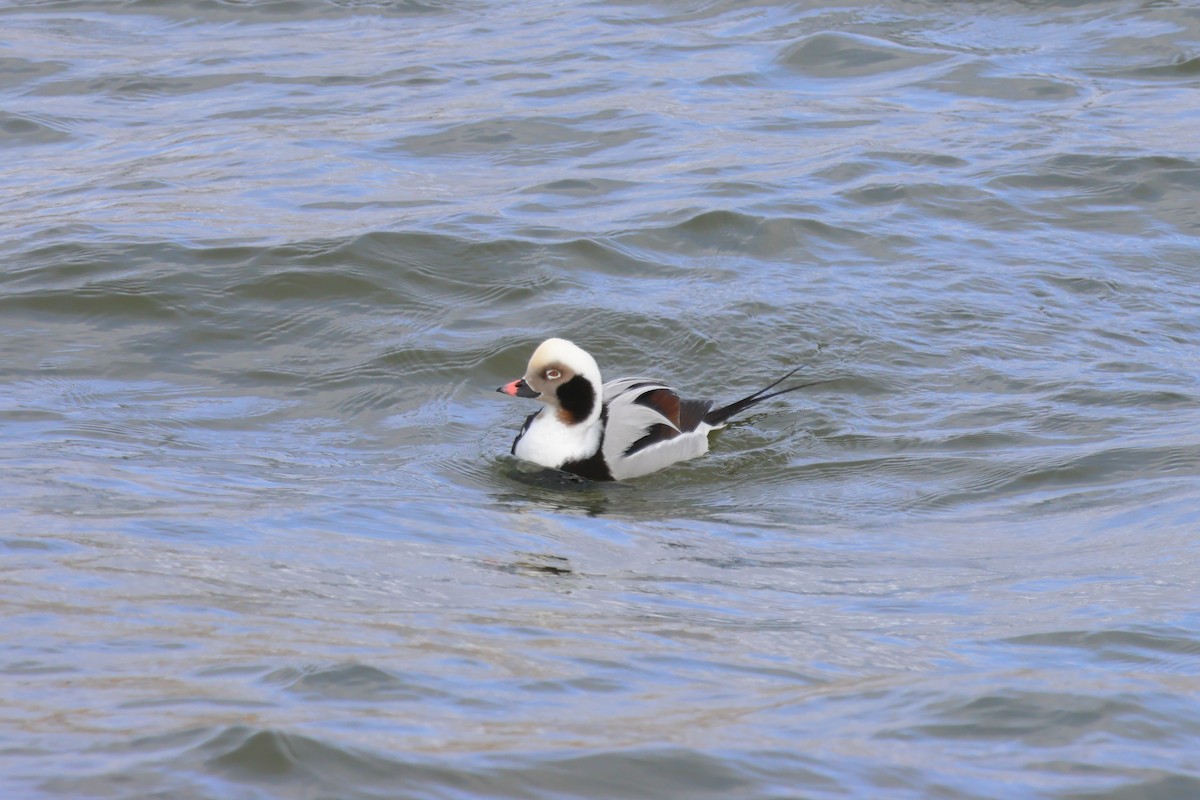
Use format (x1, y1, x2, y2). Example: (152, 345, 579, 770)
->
(703, 367, 818, 427)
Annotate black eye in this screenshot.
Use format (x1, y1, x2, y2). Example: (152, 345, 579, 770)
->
(545, 368, 561, 380)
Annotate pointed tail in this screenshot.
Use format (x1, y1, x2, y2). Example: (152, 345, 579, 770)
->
(703, 367, 817, 427)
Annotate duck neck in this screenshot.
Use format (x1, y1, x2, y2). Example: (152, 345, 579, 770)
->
(519, 405, 604, 468)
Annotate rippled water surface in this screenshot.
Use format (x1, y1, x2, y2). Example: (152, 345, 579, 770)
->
(3, 0, 1200, 797)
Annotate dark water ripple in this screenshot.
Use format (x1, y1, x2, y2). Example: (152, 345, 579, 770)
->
(3, 0, 1200, 798)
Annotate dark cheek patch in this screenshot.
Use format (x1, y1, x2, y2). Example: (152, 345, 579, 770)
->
(555, 374, 595, 424)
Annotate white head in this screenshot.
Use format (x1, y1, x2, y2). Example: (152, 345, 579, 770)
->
(498, 338, 603, 426)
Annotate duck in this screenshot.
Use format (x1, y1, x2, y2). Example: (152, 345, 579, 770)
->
(496, 338, 808, 481)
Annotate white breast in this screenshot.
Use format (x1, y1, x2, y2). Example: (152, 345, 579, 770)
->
(513, 408, 604, 470)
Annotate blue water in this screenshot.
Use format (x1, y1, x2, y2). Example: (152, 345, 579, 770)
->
(2, 1, 1199, 798)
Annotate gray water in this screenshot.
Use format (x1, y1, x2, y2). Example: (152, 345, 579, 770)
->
(3, 1, 1200, 798)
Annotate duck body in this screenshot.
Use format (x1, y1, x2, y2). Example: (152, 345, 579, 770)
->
(497, 338, 806, 481)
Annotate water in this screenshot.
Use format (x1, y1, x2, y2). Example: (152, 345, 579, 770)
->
(2, 1, 1200, 797)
